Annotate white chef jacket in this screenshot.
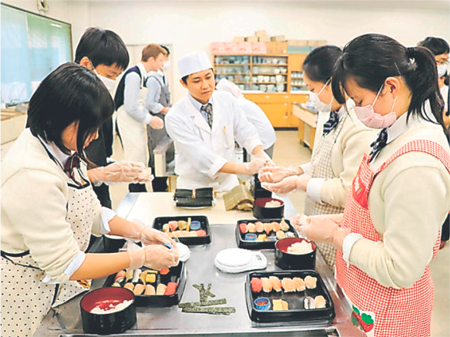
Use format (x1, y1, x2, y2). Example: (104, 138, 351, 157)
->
(165, 91, 262, 192)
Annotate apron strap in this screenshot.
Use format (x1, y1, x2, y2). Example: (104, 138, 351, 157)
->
(1, 250, 41, 270)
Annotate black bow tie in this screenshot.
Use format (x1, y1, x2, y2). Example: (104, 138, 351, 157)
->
(322, 111, 340, 136)
(369, 128, 388, 162)
(64, 153, 81, 179)
(201, 103, 213, 128)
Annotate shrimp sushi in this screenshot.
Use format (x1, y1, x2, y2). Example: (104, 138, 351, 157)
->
(264, 222, 273, 235)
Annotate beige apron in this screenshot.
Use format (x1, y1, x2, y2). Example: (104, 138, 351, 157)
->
(1, 152, 96, 337)
(304, 114, 347, 270)
(116, 77, 150, 165)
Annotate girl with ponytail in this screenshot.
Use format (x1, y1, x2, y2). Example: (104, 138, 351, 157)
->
(292, 34, 450, 337)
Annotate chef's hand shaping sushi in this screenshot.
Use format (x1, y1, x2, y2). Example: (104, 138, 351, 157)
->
(262, 174, 311, 195)
(149, 116, 164, 130)
(88, 161, 154, 186)
(292, 213, 350, 251)
(128, 245, 179, 270)
(258, 166, 303, 184)
(253, 149, 275, 167)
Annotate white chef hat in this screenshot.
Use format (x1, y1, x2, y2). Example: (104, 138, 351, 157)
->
(178, 51, 213, 79)
(216, 78, 242, 98)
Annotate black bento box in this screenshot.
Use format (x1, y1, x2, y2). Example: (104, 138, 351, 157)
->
(152, 215, 211, 245)
(245, 270, 335, 323)
(235, 218, 298, 250)
(103, 262, 187, 307)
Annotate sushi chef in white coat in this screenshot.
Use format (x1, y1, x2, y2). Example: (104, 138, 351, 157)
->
(166, 52, 271, 192)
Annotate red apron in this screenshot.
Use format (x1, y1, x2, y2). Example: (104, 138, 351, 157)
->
(336, 139, 450, 337)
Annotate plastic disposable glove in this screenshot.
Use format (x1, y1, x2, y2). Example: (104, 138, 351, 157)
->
(253, 149, 275, 166)
(124, 220, 177, 250)
(258, 166, 301, 184)
(291, 213, 345, 244)
(128, 244, 179, 270)
(240, 158, 269, 175)
(262, 175, 311, 195)
(149, 116, 164, 129)
(89, 161, 154, 186)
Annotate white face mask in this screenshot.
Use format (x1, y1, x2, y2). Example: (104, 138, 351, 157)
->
(309, 79, 333, 112)
(437, 64, 448, 78)
(93, 68, 117, 92)
(163, 61, 170, 71)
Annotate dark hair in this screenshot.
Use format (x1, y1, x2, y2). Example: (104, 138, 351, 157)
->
(160, 45, 170, 56)
(418, 37, 450, 56)
(181, 68, 214, 85)
(303, 45, 342, 83)
(28, 63, 114, 161)
(332, 33, 445, 132)
(74, 27, 129, 71)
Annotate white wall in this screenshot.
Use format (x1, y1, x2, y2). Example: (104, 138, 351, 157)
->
(80, 0, 450, 101)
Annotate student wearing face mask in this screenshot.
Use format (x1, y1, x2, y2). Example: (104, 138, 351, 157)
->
(115, 44, 166, 193)
(74, 27, 152, 207)
(418, 37, 449, 125)
(145, 45, 175, 192)
(292, 34, 450, 337)
(259, 46, 376, 269)
(165, 52, 271, 192)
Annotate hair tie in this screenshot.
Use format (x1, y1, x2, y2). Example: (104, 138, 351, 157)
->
(406, 47, 415, 58)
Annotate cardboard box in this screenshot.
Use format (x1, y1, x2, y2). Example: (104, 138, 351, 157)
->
(245, 36, 258, 43)
(255, 30, 268, 37)
(233, 36, 245, 42)
(270, 35, 286, 42)
(238, 42, 253, 54)
(210, 42, 226, 54)
(252, 42, 267, 54)
(258, 35, 270, 42)
(265, 41, 277, 55)
(276, 42, 288, 54)
(224, 42, 239, 54)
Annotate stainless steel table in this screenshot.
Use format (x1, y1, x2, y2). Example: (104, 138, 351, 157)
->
(33, 194, 364, 337)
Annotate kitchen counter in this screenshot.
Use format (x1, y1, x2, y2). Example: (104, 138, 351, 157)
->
(33, 193, 363, 337)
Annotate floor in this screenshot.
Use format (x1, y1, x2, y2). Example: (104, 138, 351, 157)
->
(109, 130, 449, 336)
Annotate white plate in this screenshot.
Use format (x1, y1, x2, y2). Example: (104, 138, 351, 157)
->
(214, 248, 267, 274)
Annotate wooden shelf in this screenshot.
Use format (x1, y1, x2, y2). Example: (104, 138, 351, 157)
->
(251, 73, 287, 75)
(291, 84, 307, 87)
(253, 82, 287, 84)
(214, 63, 250, 66)
(215, 72, 248, 75)
(253, 64, 288, 67)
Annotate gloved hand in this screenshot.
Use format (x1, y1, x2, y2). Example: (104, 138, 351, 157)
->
(262, 175, 311, 195)
(89, 161, 154, 186)
(125, 220, 178, 250)
(292, 214, 345, 244)
(258, 166, 301, 183)
(252, 149, 275, 166)
(128, 245, 179, 270)
(239, 158, 269, 175)
(149, 116, 164, 129)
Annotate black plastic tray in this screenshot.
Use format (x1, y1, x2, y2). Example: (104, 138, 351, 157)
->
(245, 270, 335, 323)
(103, 262, 187, 307)
(235, 218, 298, 250)
(153, 215, 211, 245)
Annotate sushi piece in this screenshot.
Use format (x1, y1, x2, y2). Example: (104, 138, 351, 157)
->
(304, 276, 317, 289)
(256, 234, 267, 242)
(264, 222, 273, 235)
(273, 299, 289, 311)
(157, 284, 167, 295)
(239, 223, 248, 234)
(276, 231, 285, 240)
(247, 223, 256, 233)
(281, 278, 295, 293)
(188, 231, 198, 237)
(250, 278, 262, 293)
(125, 269, 134, 283)
(197, 230, 207, 237)
(178, 220, 188, 230)
(144, 284, 156, 295)
(145, 273, 156, 284)
(134, 283, 145, 296)
(285, 231, 296, 238)
(164, 282, 178, 295)
(132, 269, 141, 283)
(304, 296, 315, 309)
(293, 277, 305, 292)
(124, 283, 134, 292)
(162, 223, 170, 233)
(261, 277, 273, 293)
(169, 221, 178, 232)
(255, 221, 264, 233)
(111, 282, 121, 287)
(315, 295, 326, 309)
(114, 270, 126, 284)
(179, 231, 189, 237)
(280, 218, 290, 231)
(271, 221, 281, 232)
(172, 231, 181, 238)
(269, 276, 282, 292)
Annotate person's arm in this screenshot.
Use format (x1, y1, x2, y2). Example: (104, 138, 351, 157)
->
(145, 77, 165, 114)
(348, 158, 449, 289)
(124, 72, 151, 124)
